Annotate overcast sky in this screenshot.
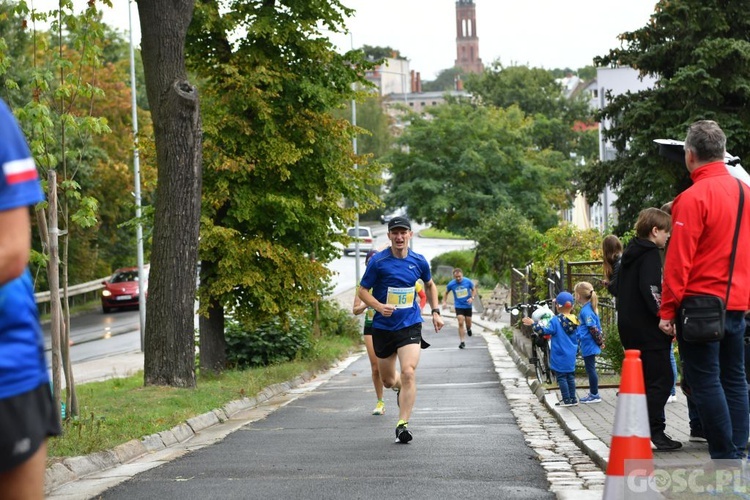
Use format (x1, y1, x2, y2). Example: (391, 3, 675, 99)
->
(39, 1, 658, 81)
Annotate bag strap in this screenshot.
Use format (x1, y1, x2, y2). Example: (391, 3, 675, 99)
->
(726, 179, 745, 305)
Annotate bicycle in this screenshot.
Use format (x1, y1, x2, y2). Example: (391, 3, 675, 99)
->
(505, 300, 556, 385)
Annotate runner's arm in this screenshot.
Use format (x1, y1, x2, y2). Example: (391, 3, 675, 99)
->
(0, 206, 31, 285)
(425, 278, 444, 332)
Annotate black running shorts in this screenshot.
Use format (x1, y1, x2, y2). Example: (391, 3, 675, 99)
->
(455, 307, 472, 317)
(0, 383, 62, 474)
(363, 324, 373, 336)
(372, 323, 423, 359)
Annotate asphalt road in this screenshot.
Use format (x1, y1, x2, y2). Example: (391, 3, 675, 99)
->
(97, 324, 553, 500)
(52, 223, 476, 365)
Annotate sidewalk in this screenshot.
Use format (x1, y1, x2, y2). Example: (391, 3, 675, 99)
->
(488, 315, 712, 473)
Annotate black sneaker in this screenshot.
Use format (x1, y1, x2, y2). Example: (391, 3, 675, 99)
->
(689, 429, 707, 443)
(652, 432, 682, 451)
(459, 342, 465, 349)
(467, 329, 472, 337)
(395, 424, 412, 444)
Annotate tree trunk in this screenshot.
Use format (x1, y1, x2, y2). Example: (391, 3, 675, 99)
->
(138, 0, 202, 388)
(47, 170, 62, 427)
(199, 263, 226, 374)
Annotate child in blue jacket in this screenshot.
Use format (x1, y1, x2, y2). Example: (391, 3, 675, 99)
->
(523, 292, 579, 406)
(575, 281, 603, 404)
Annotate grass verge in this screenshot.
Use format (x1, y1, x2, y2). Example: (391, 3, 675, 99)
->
(418, 227, 464, 239)
(48, 334, 360, 461)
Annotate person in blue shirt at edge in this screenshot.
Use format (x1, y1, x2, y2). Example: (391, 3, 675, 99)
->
(442, 267, 476, 349)
(0, 98, 62, 499)
(574, 281, 604, 404)
(358, 216, 444, 444)
(522, 292, 580, 406)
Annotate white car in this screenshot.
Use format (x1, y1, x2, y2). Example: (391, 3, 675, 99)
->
(344, 226, 375, 255)
(380, 207, 407, 224)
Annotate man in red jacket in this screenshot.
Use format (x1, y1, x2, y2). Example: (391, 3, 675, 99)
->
(659, 120, 750, 460)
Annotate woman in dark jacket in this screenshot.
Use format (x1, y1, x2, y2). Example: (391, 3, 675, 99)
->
(617, 207, 678, 450)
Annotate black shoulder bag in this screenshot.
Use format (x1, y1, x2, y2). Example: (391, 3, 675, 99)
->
(678, 179, 745, 343)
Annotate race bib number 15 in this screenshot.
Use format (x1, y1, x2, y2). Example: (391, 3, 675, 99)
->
(387, 286, 415, 309)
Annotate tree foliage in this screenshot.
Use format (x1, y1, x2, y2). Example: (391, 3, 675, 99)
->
(361, 44, 405, 61)
(384, 101, 573, 236)
(468, 206, 538, 279)
(581, 0, 750, 233)
(466, 63, 594, 158)
(186, 0, 381, 360)
(422, 67, 465, 92)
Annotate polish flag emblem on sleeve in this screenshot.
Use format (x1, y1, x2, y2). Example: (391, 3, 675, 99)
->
(3, 157, 38, 184)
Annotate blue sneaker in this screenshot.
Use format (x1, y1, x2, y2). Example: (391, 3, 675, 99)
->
(580, 393, 601, 404)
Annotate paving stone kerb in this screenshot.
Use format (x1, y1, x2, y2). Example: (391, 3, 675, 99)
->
(495, 321, 711, 472)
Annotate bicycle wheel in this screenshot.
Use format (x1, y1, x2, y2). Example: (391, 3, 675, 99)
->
(540, 342, 555, 384)
(532, 343, 546, 383)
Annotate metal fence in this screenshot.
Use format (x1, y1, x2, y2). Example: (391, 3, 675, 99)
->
(34, 276, 107, 316)
(507, 259, 616, 335)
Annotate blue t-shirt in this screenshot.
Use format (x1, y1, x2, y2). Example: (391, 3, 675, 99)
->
(0, 99, 47, 400)
(446, 277, 474, 309)
(533, 313, 577, 373)
(359, 248, 431, 331)
(577, 302, 602, 357)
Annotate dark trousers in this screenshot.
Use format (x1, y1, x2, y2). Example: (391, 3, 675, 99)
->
(678, 311, 748, 459)
(640, 348, 673, 437)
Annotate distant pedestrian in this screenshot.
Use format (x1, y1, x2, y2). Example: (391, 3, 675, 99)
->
(660, 120, 750, 459)
(574, 281, 603, 404)
(617, 207, 680, 451)
(442, 268, 476, 349)
(353, 250, 386, 415)
(358, 216, 444, 443)
(601, 235, 623, 297)
(0, 98, 61, 498)
(522, 292, 579, 406)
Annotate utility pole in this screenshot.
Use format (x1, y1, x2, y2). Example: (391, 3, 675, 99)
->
(129, 0, 146, 350)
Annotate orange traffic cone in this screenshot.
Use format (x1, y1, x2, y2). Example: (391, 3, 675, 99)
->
(603, 349, 654, 499)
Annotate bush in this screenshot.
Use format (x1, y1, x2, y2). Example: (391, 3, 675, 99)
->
(430, 249, 498, 287)
(315, 300, 360, 340)
(601, 323, 624, 374)
(430, 249, 474, 277)
(225, 313, 312, 368)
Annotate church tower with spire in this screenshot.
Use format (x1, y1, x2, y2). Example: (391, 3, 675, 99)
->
(455, 0, 483, 74)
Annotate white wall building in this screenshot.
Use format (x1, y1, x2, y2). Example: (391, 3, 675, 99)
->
(564, 67, 657, 231)
(586, 67, 657, 232)
(365, 57, 411, 97)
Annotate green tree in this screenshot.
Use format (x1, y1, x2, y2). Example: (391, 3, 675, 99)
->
(186, 0, 380, 372)
(468, 206, 539, 279)
(361, 44, 405, 61)
(581, 0, 750, 233)
(332, 93, 391, 219)
(466, 63, 594, 162)
(422, 67, 465, 92)
(384, 101, 574, 236)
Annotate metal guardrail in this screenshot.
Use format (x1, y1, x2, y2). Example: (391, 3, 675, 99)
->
(34, 276, 109, 315)
(34, 276, 107, 304)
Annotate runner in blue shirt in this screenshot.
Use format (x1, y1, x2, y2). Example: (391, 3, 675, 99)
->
(0, 98, 61, 498)
(442, 268, 476, 349)
(359, 216, 444, 443)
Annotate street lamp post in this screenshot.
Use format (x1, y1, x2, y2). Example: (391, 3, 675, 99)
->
(129, 1, 146, 351)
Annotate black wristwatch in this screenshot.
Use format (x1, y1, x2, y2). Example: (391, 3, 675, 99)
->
(431, 309, 441, 316)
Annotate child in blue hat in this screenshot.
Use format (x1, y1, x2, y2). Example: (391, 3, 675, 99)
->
(523, 291, 580, 406)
